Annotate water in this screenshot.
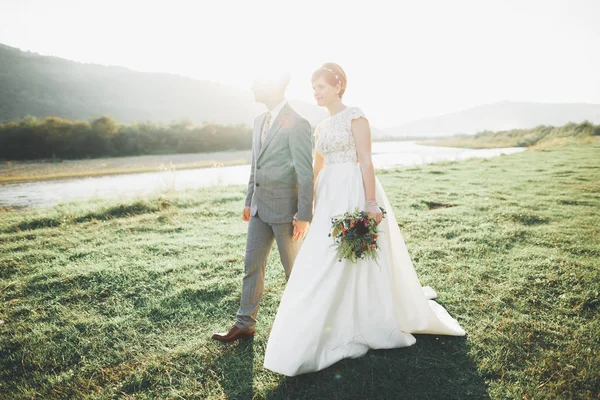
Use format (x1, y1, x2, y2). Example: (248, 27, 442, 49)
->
(0, 141, 525, 209)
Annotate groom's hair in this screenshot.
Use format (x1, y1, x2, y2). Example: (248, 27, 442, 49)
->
(312, 63, 347, 98)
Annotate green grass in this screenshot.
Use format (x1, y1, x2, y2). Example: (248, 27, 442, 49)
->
(1, 143, 599, 399)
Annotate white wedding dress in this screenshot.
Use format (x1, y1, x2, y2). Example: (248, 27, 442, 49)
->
(263, 106, 465, 377)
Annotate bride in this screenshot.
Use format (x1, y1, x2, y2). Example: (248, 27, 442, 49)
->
(263, 63, 466, 377)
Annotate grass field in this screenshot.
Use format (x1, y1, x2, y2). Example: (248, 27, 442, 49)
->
(1, 143, 599, 399)
(0, 151, 252, 183)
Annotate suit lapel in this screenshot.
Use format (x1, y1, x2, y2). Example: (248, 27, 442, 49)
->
(255, 112, 268, 161)
(257, 104, 291, 160)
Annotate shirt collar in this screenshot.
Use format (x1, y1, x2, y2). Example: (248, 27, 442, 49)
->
(268, 99, 288, 121)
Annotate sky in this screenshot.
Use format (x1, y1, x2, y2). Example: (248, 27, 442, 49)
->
(1, 0, 599, 128)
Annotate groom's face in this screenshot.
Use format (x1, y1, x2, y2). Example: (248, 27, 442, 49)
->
(251, 80, 278, 104)
(251, 73, 289, 105)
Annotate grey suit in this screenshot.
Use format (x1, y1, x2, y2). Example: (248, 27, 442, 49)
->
(236, 103, 314, 331)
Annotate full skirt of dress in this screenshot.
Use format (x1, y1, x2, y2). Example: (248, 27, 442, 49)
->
(263, 162, 466, 376)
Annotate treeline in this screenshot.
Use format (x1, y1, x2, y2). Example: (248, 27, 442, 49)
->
(0, 116, 253, 160)
(423, 121, 600, 149)
(471, 121, 600, 147)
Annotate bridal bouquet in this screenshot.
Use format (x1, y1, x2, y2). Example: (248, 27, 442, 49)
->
(329, 207, 386, 263)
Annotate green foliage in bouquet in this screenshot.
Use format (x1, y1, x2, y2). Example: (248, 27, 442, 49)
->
(329, 207, 387, 263)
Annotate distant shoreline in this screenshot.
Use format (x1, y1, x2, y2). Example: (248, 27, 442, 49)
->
(373, 136, 451, 142)
(0, 137, 530, 184)
(0, 151, 252, 184)
(0, 140, 449, 184)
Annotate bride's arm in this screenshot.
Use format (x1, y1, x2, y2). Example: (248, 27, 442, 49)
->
(312, 124, 324, 202)
(312, 152, 324, 203)
(294, 151, 323, 225)
(351, 117, 383, 224)
(313, 152, 324, 188)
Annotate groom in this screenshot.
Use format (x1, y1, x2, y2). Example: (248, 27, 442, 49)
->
(212, 72, 314, 342)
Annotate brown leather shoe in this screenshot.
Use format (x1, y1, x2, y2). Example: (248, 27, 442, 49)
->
(211, 325, 255, 343)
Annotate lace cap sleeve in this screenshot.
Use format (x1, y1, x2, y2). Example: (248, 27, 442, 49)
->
(346, 107, 367, 131)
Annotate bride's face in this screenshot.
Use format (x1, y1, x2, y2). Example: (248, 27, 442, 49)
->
(312, 76, 340, 107)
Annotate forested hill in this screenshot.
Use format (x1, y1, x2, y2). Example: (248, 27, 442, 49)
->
(0, 43, 326, 126)
(4, 42, 599, 138)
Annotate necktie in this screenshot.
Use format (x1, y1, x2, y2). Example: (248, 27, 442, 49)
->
(261, 112, 272, 148)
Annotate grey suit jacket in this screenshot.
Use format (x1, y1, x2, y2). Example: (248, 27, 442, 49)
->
(245, 103, 314, 224)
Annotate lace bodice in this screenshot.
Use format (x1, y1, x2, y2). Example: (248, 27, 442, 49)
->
(315, 106, 366, 164)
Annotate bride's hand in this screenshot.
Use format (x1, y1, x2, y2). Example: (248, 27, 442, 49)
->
(366, 203, 383, 225)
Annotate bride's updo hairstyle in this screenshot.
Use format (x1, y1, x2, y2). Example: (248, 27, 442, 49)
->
(311, 62, 347, 98)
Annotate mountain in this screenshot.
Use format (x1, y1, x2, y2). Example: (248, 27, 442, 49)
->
(0, 43, 327, 126)
(384, 101, 600, 137)
(4, 43, 599, 137)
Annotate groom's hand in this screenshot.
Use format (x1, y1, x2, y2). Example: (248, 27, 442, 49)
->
(293, 220, 309, 241)
(242, 206, 251, 222)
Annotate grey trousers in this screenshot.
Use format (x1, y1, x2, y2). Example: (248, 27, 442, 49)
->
(235, 214, 302, 331)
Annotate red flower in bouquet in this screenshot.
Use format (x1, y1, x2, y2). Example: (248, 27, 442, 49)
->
(328, 207, 387, 263)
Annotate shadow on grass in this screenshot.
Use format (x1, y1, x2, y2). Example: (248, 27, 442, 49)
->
(210, 338, 256, 399)
(266, 336, 489, 400)
(4, 200, 171, 233)
(72, 200, 170, 223)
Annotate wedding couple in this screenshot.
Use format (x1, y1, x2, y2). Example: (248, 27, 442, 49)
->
(212, 63, 466, 377)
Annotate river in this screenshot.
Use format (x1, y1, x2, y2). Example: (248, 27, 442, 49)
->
(0, 141, 525, 209)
